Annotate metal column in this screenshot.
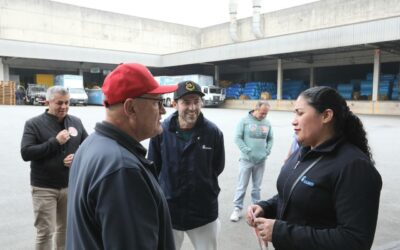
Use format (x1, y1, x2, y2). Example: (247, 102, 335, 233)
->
(372, 49, 380, 101)
(0, 60, 10, 81)
(310, 66, 315, 87)
(214, 65, 220, 86)
(3, 64, 9, 81)
(0, 58, 4, 81)
(277, 59, 282, 100)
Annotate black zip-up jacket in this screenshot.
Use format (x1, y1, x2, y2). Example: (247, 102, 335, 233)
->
(21, 111, 88, 188)
(148, 112, 225, 230)
(258, 136, 382, 250)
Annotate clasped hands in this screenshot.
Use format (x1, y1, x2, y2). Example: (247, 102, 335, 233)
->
(246, 205, 276, 243)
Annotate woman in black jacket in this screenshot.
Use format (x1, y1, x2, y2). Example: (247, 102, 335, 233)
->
(246, 86, 382, 250)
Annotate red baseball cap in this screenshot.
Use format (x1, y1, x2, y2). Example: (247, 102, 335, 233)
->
(102, 63, 177, 106)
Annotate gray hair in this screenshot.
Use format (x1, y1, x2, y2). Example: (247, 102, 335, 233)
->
(255, 100, 270, 109)
(46, 86, 69, 101)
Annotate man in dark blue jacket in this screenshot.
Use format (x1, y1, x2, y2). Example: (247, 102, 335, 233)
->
(21, 86, 88, 250)
(148, 81, 225, 250)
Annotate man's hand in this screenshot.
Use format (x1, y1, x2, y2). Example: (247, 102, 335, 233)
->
(63, 154, 74, 167)
(56, 129, 70, 145)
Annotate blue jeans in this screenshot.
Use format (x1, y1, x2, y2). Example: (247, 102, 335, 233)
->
(233, 159, 266, 209)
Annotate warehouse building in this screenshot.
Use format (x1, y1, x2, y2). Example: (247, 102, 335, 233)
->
(0, 0, 400, 114)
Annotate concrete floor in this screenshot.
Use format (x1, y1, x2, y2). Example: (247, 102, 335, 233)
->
(0, 105, 399, 249)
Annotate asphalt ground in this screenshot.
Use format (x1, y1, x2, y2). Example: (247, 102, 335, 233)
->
(0, 105, 399, 249)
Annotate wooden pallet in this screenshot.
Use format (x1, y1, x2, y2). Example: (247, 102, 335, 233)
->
(0, 81, 16, 105)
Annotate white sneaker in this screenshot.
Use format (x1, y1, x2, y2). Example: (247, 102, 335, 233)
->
(230, 207, 241, 222)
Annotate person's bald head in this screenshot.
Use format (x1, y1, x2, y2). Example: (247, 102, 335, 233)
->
(253, 101, 270, 121)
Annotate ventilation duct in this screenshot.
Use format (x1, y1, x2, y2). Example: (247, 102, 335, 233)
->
(252, 0, 263, 39)
(229, 0, 239, 42)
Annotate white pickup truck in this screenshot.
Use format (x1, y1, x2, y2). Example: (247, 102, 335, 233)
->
(162, 85, 225, 107)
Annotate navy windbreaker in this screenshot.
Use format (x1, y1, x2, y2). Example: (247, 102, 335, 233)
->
(148, 112, 225, 230)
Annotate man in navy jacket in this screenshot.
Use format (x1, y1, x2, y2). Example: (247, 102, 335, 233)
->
(148, 81, 225, 250)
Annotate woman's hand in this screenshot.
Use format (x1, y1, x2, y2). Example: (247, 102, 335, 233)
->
(246, 204, 264, 226)
(254, 217, 275, 243)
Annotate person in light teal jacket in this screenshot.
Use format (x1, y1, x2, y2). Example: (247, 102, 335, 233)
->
(230, 100, 274, 222)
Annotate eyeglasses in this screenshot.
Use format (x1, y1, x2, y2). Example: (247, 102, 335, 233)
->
(135, 96, 164, 108)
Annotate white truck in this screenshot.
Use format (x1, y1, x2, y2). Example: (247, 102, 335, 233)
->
(25, 84, 47, 105)
(55, 75, 88, 106)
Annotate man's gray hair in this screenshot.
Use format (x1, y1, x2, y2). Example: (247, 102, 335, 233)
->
(255, 100, 271, 109)
(46, 86, 69, 101)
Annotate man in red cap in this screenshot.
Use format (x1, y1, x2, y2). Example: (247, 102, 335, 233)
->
(66, 63, 177, 249)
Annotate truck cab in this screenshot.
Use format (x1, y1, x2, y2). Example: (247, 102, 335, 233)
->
(25, 84, 46, 105)
(68, 88, 88, 106)
(201, 85, 225, 106)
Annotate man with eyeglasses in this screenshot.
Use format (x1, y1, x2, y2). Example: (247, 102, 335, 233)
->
(66, 63, 177, 249)
(148, 81, 225, 250)
(230, 101, 274, 222)
(21, 86, 88, 250)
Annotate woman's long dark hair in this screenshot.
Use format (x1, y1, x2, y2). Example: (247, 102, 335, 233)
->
(300, 86, 373, 163)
